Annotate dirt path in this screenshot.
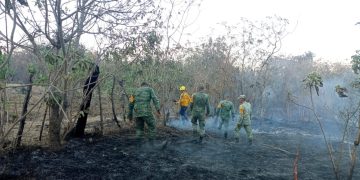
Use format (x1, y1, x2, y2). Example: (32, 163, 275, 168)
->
(0, 126, 359, 180)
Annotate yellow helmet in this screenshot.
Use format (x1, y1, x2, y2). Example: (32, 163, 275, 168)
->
(179, 86, 186, 91)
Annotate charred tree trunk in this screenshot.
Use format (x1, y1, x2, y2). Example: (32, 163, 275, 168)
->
(74, 65, 100, 137)
(111, 76, 120, 127)
(15, 73, 34, 147)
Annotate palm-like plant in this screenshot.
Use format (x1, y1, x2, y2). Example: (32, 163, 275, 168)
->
(303, 72, 323, 96)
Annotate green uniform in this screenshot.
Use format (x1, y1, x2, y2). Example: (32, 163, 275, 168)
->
(216, 100, 235, 136)
(129, 86, 160, 139)
(190, 91, 210, 137)
(235, 101, 253, 141)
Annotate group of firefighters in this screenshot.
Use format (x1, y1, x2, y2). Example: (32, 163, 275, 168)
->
(128, 83, 253, 144)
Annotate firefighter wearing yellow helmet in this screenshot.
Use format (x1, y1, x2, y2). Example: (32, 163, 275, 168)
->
(175, 85, 192, 124)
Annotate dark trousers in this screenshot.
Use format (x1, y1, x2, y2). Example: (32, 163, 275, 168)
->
(179, 106, 188, 121)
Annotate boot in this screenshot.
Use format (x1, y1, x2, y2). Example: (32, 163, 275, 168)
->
(192, 124, 198, 137)
(224, 132, 228, 139)
(235, 138, 239, 143)
(248, 139, 253, 145)
(199, 136, 203, 143)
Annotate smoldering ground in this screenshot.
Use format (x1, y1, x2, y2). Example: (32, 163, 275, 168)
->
(1, 116, 360, 180)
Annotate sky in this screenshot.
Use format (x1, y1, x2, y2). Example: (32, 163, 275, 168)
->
(184, 0, 360, 62)
(1, 0, 359, 63)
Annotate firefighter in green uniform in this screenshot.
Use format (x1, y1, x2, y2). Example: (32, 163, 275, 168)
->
(128, 82, 161, 140)
(216, 95, 235, 139)
(235, 95, 253, 144)
(190, 85, 210, 142)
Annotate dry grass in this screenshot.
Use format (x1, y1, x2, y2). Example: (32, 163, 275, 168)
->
(1, 84, 129, 148)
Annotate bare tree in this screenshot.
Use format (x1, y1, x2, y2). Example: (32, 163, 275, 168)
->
(0, 0, 160, 148)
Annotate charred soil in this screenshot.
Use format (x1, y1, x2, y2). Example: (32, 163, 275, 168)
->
(0, 125, 359, 180)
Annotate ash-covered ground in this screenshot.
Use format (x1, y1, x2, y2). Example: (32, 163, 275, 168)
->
(1, 117, 360, 180)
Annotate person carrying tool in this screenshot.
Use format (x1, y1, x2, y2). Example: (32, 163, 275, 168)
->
(216, 94, 235, 139)
(234, 95, 253, 145)
(174, 85, 192, 124)
(128, 82, 161, 141)
(190, 85, 210, 143)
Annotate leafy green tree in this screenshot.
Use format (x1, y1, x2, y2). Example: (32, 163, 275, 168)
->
(303, 72, 323, 96)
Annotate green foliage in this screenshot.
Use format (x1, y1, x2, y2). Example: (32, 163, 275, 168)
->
(37, 44, 96, 86)
(351, 78, 360, 89)
(351, 50, 360, 74)
(303, 72, 323, 96)
(69, 48, 95, 80)
(27, 63, 36, 75)
(146, 31, 161, 49)
(34, 73, 48, 85)
(45, 53, 63, 67)
(0, 50, 13, 80)
(45, 90, 62, 106)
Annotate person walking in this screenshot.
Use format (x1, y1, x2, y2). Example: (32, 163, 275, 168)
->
(190, 85, 210, 143)
(176, 85, 192, 124)
(234, 95, 253, 145)
(128, 82, 161, 141)
(216, 95, 235, 139)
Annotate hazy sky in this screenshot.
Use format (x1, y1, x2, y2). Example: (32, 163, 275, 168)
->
(185, 0, 360, 62)
(1, 0, 359, 62)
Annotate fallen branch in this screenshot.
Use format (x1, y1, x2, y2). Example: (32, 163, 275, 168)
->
(293, 148, 300, 180)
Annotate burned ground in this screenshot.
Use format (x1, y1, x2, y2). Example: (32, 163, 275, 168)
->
(1, 119, 360, 180)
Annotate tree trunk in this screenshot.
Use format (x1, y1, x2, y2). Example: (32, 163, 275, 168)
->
(110, 76, 120, 127)
(74, 93, 93, 137)
(39, 105, 48, 141)
(117, 79, 129, 123)
(97, 85, 104, 134)
(0, 80, 6, 138)
(74, 65, 100, 137)
(48, 101, 61, 149)
(348, 113, 360, 180)
(15, 73, 34, 147)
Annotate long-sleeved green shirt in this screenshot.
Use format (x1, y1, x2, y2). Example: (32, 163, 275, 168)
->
(129, 86, 160, 117)
(239, 101, 252, 125)
(190, 91, 210, 116)
(216, 100, 235, 120)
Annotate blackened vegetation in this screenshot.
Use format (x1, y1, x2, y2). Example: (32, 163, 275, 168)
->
(1, 125, 360, 179)
(335, 85, 348, 98)
(74, 65, 100, 137)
